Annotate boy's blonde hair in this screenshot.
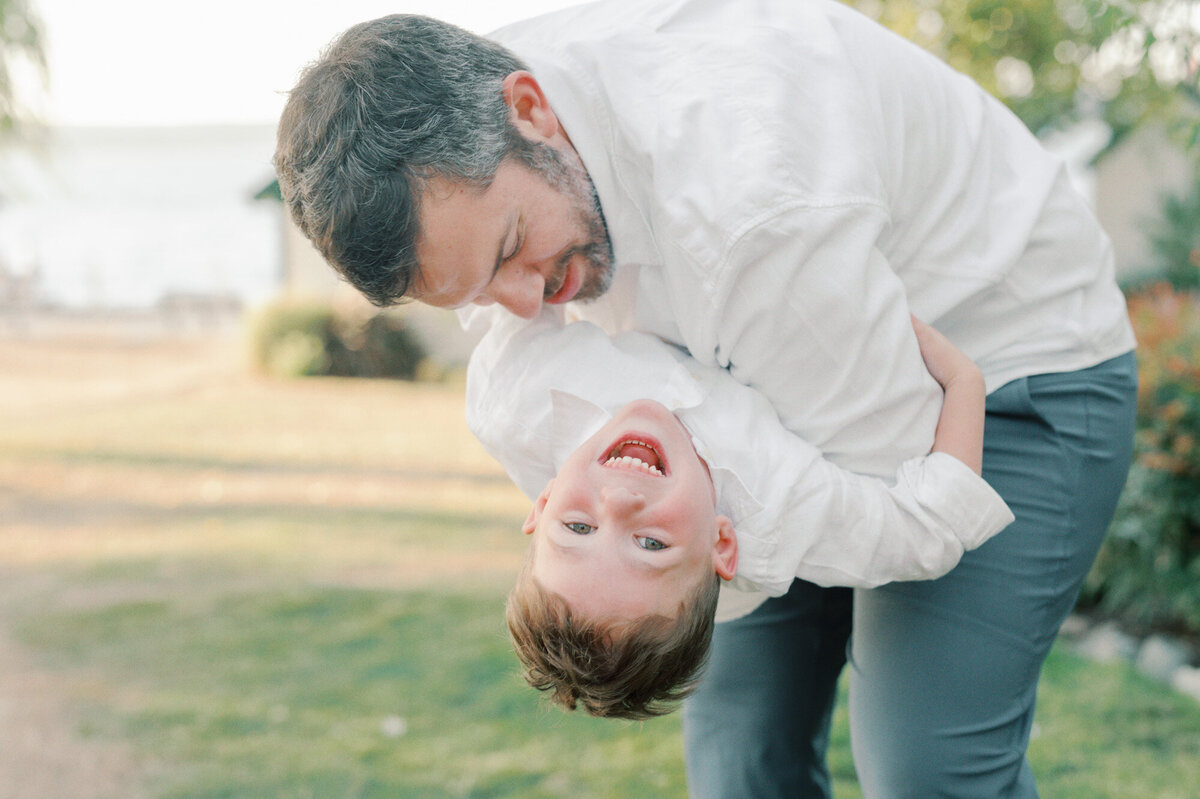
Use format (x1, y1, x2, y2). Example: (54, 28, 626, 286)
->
(505, 547, 721, 720)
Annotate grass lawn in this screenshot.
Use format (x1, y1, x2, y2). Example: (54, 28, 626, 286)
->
(1, 333, 1198, 798)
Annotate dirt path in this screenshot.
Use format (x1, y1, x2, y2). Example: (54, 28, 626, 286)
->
(0, 334, 247, 797)
(0, 622, 149, 799)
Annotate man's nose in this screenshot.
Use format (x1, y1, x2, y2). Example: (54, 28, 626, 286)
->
(480, 265, 544, 319)
(601, 486, 646, 517)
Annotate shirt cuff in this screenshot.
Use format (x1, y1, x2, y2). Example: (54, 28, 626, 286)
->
(896, 451, 1015, 549)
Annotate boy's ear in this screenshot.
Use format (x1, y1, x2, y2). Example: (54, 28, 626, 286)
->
(522, 479, 554, 536)
(712, 516, 738, 581)
(501, 70, 560, 142)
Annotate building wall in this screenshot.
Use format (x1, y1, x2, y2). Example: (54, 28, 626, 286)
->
(1095, 126, 1194, 279)
(281, 215, 341, 299)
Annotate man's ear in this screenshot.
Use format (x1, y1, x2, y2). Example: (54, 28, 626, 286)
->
(712, 516, 738, 581)
(501, 70, 560, 142)
(522, 479, 554, 535)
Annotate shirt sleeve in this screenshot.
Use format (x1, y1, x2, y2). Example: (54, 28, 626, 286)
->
(675, 353, 1013, 594)
(462, 304, 1014, 595)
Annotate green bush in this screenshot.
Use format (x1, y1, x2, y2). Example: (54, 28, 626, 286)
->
(1146, 178, 1200, 291)
(1082, 285, 1200, 633)
(1122, 175, 1200, 293)
(250, 301, 427, 380)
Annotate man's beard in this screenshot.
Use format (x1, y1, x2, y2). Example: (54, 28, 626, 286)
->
(513, 140, 615, 303)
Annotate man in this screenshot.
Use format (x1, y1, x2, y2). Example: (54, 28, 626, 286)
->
(275, 1, 1138, 795)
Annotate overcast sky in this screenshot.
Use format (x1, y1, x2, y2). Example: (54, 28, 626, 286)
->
(32, 0, 585, 127)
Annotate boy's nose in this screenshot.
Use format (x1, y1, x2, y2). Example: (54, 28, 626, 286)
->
(481, 266, 544, 319)
(601, 486, 646, 516)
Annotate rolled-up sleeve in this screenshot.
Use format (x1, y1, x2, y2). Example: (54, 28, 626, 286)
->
(677, 359, 1013, 593)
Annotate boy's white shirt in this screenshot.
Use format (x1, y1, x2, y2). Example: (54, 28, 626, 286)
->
(467, 309, 1014, 621)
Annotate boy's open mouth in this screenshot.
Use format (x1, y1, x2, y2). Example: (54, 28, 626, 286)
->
(603, 436, 667, 477)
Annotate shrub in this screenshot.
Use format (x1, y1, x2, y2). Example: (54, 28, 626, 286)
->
(1122, 175, 1200, 293)
(1146, 178, 1200, 291)
(250, 301, 427, 380)
(250, 303, 335, 377)
(1082, 285, 1200, 633)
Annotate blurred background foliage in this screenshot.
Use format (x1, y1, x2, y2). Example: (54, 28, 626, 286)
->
(1142, 176, 1200, 290)
(249, 301, 428, 380)
(846, 0, 1200, 151)
(1083, 285, 1200, 634)
(6, 1, 1196, 156)
(0, 0, 47, 140)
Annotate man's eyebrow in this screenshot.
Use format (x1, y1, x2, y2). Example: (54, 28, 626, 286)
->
(493, 211, 518, 276)
(630, 552, 674, 573)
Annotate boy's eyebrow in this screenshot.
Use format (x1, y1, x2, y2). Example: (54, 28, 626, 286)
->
(545, 536, 675, 574)
(546, 537, 585, 555)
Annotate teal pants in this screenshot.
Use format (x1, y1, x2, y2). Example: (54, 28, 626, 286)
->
(683, 352, 1138, 798)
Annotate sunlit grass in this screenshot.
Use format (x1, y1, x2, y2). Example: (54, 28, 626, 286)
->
(1028, 646, 1200, 799)
(20, 587, 688, 799)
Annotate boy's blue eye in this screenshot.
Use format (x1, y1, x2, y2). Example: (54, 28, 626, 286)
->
(637, 536, 667, 551)
(564, 521, 594, 535)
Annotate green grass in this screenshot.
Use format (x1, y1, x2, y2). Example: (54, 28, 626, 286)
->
(18, 585, 690, 799)
(1027, 646, 1200, 799)
(14, 573, 1200, 798)
(3, 336, 1199, 797)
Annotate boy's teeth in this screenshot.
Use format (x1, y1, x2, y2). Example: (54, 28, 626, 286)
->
(604, 454, 663, 476)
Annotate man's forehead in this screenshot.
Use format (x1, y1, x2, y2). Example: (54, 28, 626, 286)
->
(419, 170, 497, 209)
(409, 180, 505, 305)
(421, 173, 481, 202)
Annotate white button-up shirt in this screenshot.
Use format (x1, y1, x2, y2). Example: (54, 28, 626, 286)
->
(464, 0, 1135, 619)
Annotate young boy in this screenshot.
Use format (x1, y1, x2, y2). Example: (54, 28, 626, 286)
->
(504, 317, 1012, 719)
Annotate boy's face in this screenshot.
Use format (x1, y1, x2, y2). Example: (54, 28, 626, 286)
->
(522, 400, 738, 621)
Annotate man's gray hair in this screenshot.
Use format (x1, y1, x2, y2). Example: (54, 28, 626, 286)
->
(274, 15, 529, 305)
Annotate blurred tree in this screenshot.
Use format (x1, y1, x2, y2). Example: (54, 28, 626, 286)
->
(845, 0, 1200, 154)
(1145, 177, 1200, 288)
(0, 0, 47, 139)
